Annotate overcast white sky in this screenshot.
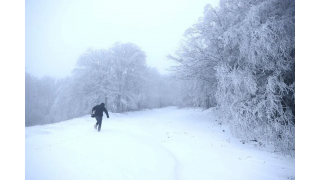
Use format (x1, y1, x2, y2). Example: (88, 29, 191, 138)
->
(25, 0, 219, 78)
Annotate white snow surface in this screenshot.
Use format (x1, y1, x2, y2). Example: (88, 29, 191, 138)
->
(25, 107, 295, 180)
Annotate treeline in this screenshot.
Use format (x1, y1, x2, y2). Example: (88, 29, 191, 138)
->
(25, 42, 179, 126)
(168, 0, 295, 155)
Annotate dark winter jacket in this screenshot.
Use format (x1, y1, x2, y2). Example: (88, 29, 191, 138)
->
(92, 103, 109, 118)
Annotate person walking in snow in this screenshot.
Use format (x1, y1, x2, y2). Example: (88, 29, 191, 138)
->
(92, 103, 109, 132)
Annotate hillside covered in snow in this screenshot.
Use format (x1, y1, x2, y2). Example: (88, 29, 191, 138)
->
(26, 107, 295, 180)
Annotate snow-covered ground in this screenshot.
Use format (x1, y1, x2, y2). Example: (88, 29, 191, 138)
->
(25, 106, 295, 180)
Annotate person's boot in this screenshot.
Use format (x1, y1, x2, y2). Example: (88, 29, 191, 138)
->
(94, 124, 97, 129)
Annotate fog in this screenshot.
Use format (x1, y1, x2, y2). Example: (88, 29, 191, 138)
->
(25, 0, 295, 158)
(25, 0, 218, 78)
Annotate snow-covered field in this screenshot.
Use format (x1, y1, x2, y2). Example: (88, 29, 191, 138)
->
(25, 107, 295, 180)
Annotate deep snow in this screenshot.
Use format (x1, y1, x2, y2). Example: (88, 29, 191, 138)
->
(25, 107, 295, 180)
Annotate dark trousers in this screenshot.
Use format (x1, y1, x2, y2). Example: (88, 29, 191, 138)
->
(95, 116, 103, 131)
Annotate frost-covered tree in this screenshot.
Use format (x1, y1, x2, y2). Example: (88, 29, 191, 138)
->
(25, 73, 57, 126)
(73, 48, 112, 109)
(52, 42, 150, 116)
(50, 77, 76, 122)
(50, 47, 114, 122)
(108, 42, 148, 112)
(214, 0, 295, 155)
(168, 21, 219, 108)
(137, 67, 161, 109)
(139, 68, 178, 109)
(169, 0, 295, 154)
(25, 72, 41, 126)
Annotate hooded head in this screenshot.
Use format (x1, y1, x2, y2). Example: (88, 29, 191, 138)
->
(100, 103, 105, 107)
